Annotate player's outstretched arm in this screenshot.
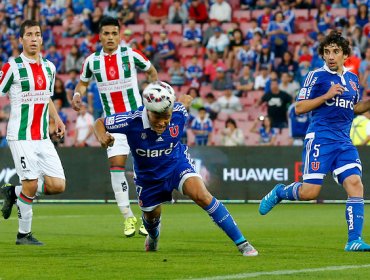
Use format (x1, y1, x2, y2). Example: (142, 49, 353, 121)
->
(94, 118, 115, 148)
(72, 80, 89, 111)
(354, 100, 370, 115)
(146, 65, 158, 82)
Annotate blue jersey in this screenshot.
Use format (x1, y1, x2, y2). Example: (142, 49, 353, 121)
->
(104, 103, 188, 182)
(297, 65, 360, 142)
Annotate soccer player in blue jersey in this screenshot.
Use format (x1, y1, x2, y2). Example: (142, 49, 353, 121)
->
(259, 31, 370, 251)
(94, 81, 258, 256)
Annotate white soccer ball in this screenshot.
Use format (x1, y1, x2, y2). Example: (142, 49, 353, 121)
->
(142, 81, 176, 113)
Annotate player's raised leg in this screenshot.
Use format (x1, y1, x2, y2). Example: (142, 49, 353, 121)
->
(142, 206, 161, 251)
(182, 176, 258, 256)
(1, 183, 17, 219)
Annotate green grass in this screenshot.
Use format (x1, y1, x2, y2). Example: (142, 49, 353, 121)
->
(1, 204, 370, 280)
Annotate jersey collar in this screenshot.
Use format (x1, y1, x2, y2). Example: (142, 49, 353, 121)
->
(323, 64, 349, 85)
(142, 107, 151, 129)
(102, 47, 120, 56)
(20, 52, 42, 64)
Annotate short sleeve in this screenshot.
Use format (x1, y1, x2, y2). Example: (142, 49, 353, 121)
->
(0, 62, 14, 96)
(104, 113, 131, 134)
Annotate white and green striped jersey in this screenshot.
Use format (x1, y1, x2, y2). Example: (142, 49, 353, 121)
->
(0, 53, 55, 141)
(80, 46, 151, 116)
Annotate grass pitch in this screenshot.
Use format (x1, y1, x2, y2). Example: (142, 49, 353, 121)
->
(1, 204, 370, 280)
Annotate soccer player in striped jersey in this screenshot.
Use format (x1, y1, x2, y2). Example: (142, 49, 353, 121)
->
(71, 17, 158, 237)
(94, 81, 258, 256)
(259, 31, 370, 251)
(0, 20, 66, 245)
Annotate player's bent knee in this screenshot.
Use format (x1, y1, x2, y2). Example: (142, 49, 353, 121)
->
(48, 179, 66, 194)
(299, 185, 321, 201)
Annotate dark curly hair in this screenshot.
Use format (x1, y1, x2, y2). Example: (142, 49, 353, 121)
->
(318, 30, 351, 57)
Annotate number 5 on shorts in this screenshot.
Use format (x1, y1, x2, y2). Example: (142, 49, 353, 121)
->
(20, 156, 27, 169)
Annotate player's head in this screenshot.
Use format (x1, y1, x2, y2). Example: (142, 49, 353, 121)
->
(318, 30, 351, 72)
(143, 81, 176, 134)
(19, 20, 42, 56)
(99, 17, 120, 52)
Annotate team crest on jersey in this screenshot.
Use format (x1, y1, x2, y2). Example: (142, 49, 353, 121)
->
(36, 75, 44, 87)
(169, 125, 179, 137)
(17, 63, 24, 69)
(122, 63, 130, 72)
(349, 80, 357, 92)
(141, 132, 147, 139)
(108, 66, 116, 78)
(311, 162, 320, 171)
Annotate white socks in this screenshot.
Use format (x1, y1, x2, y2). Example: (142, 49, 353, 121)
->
(110, 169, 134, 219)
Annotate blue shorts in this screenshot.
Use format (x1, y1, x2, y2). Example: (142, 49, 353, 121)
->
(134, 156, 201, 212)
(302, 132, 362, 185)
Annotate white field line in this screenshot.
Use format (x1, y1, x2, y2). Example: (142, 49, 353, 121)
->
(181, 264, 370, 280)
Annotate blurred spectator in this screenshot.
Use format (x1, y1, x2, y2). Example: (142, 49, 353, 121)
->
(185, 56, 203, 85)
(5, 0, 24, 27)
(79, 33, 96, 57)
(148, 0, 169, 24)
(41, 25, 55, 50)
(65, 69, 80, 105)
(236, 40, 257, 71)
(45, 45, 64, 73)
(280, 1, 295, 32)
(226, 29, 244, 70)
(74, 102, 95, 147)
(245, 18, 263, 41)
(346, 15, 359, 37)
(264, 70, 279, 94)
(257, 6, 273, 31)
(288, 102, 310, 146)
(240, 0, 256, 10)
(153, 30, 176, 70)
(188, 0, 208, 24)
(256, 0, 277, 9)
(221, 118, 245, 146)
(257, 79, 292, 129)
(294, 42, 312, 65)
(350, 111, 370, 146)
(203, 92, 219, 120)
(72, 0, 94, 15)
(256, 44, 274, 73)
(186, 87, 204, 116)
(139, 31, 156, 53)
(212, 67, 233, 90)
(216, 87, 242, 115)
(168, 0, 188, 24)
(169, 59, 186, 86)
(254, 65, 269, 90)
(266, 11, 291, 58)
(276, 51, 299, 79)
(314, 3, 332, 34)
(88, 6, 104, 35)
(250, 116, 276, 146)
(206, 26, 229, 59)
(133, 0, 150, 14)
(279, 72, 299, 98)
(87, 81, 103, 120)
(359, 47, 370, 92)
(202, 18, 219, 46)
(119, 0, 136, 26)
(23, 0, 40, 21)
(62, 7, 84, 38)
(52, 77, 70, 108)
(234, 65, 254, 97)
(352, 26, 367, 56)
(10, 15, 23, 37)
(191, 107, 213, 146)
(182, 19, 202, 48)
(0, 102, 10, 122)
(104, 0, 122, 18)
(120, 29, 135, 47)
(356, 4, 369, 28)
(65, 45, 85, 74)
(209, 0, 231, 23)
(41, 0, 62, 26)
(292, 0, 314, 9)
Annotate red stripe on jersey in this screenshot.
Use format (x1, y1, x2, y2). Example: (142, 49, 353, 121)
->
(29, 63, 47, 90)
(104, 54, 119, 80)
(30, 103, 44, 140)
(133, 49, 149, 61)
(111, 91, 126, 113)
(0, 63, 11, 84)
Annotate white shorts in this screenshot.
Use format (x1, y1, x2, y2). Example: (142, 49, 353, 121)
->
(8, 139, 65, 181)
(107, 133, 130, 158)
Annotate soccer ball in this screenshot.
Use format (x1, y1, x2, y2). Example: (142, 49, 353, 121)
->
(142, 81, 176, 113)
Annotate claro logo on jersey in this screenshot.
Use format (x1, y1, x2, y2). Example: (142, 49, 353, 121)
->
(325, 96, 354, 109)
(136, 143, 174, 157)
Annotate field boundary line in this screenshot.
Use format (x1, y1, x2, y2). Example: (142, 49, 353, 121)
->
(182, 264, 370, 280)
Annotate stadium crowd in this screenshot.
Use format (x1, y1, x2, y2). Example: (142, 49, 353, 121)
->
(1, 0, 370, 147)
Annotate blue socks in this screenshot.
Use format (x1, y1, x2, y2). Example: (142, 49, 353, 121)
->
(204, 197, 246, 245)
(142, 215, 160, 239)
(277, 182, 302, 201)
(346, 197, 364, 242)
